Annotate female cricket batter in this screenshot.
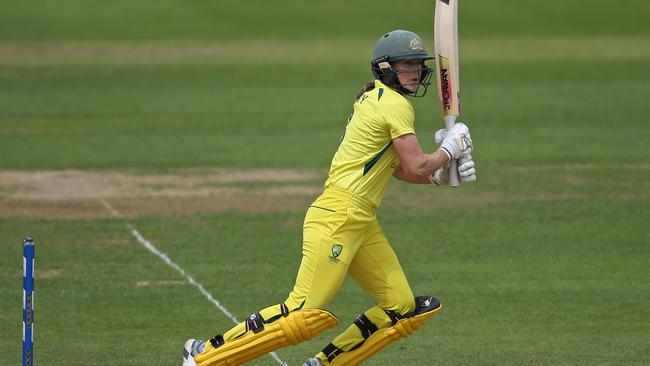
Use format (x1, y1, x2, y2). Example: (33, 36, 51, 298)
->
(182, 29, 476, 366)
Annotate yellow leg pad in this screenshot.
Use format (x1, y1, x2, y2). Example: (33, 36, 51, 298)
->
(195, 309, 337, 366)
(330, 304, 441, 366)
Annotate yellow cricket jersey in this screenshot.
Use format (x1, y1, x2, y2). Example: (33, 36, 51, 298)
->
(324, 80, 415, 207)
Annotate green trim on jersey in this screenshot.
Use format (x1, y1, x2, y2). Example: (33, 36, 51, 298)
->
(324, 80, 415, 208)
(363, 142, 393, 176)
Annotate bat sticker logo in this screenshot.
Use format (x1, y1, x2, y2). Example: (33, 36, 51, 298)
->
(438, 56, 451, 111)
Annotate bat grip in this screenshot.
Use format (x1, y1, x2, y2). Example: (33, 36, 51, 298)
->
(444, 115, 460, 187)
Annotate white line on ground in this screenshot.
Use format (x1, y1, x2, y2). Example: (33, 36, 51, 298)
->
(97, 198, 288, 366)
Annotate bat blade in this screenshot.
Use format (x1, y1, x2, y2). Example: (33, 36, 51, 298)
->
(434, 0, 461, 187)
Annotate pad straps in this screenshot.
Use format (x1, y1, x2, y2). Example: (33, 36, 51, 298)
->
(206, 301, 306, 351)
(354, 313, 379, 339)
(245, 313, 265, 334)
(322, 312, 380, 362)
(384, 310, 403, 325)
(260, 302, 294, 324)
(280, 303, 290, 316)
(323, 343, 344, 362)
(209, 334, 224, 348)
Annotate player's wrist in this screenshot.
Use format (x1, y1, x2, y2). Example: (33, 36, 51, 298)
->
(437, 147, 452, 161)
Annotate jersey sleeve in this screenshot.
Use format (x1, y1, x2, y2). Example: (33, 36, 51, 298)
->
(382, 98, 416, 139)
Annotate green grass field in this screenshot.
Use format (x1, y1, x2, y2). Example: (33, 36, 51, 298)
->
(1, 0, 649, 364)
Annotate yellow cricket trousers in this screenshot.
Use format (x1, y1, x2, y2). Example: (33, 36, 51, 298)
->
(222, 186, 415, 355)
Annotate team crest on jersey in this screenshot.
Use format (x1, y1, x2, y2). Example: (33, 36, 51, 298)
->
(329, 244, 343, 263)
(409, 38, 424, 51)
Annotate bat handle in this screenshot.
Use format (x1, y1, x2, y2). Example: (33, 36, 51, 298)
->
(444, 115, 460, 187)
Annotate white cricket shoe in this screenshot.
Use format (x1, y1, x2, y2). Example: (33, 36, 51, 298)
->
(182, 338, 204, 366)
(302, 357, 324, 366)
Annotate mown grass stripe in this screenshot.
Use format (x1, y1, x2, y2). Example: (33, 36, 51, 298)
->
(1, 36, 648, 66)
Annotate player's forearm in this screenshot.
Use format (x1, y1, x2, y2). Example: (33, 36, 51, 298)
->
(393, 165, 430, 184)
(409, 149, 450, 178)
(425, 148, 452, 175)
(395, 149, 450, 184)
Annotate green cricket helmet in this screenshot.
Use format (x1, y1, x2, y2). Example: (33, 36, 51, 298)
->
(371, 30, 434, 97)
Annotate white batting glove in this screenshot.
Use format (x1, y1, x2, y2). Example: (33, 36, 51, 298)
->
(458, 154, 476, 182)
(434, 128, 447, 144)
(430, 154, 477, 185)
(429, 164, 450, 185)
(438, 122, 473, 160)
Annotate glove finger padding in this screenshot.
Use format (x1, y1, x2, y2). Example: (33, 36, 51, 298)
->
(461, 173, 477, 183)
(458, 158, 474, 172)
(458, 154, 473, 165)
(460, 174, 476, 183)
(459, 167, 476, 179)
(457, 154, 476, 182)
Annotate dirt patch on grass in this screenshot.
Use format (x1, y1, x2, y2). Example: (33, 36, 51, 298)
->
(3, 166, 634, 220)
(2, 168, 508, 219)
(0, 169, 321, 219)
(39, 268, 63, 279)
(0, 169, 320, 200)
(135, 280, 185, 287)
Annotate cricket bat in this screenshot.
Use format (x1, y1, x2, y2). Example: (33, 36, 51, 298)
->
(434, 0, 461, 187)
